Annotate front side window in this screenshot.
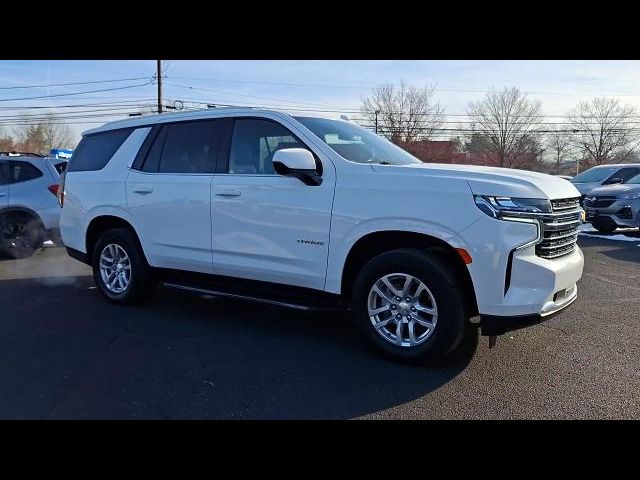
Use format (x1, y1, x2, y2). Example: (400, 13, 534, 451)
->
(626, 173, 640, 184)
(68, 128, 133, 172)
(8, 161, 43, 183)
(610, 167, 640, 183)
(228, 119, 308, 175)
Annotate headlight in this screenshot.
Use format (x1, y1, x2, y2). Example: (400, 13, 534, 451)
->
(617, 192, 640, 200)
(474, 195, 551, 219)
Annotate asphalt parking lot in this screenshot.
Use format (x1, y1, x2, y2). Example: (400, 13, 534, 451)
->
(1, 232, 639, 419)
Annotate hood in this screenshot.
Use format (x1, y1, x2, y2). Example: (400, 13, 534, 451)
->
(570, 181, 603, 195)
(371, 162, 581, 200)
(587, 183, 640, 197)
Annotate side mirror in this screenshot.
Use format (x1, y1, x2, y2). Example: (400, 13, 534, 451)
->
(605, 177, 624, 185)
(272, 148, 322, 186)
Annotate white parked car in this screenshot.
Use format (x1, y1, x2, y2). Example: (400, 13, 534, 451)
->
(0, 154, 66, 258)
(59, 109, 584, 362)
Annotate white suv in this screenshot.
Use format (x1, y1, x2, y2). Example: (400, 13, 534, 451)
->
(60, 108, 585, 362)
(1, 154, 66, 258)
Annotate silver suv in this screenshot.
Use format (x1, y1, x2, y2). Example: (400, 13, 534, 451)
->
(571, 163, 640, 200)
(0, 153, 66, 258)
(583, 172, 640, 232)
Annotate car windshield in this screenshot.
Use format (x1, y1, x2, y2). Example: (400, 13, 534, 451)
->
(572, 167, 617, 183)
(294, 116, 422, 166)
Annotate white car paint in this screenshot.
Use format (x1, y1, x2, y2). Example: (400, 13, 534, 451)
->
(60, 108, 585, 321)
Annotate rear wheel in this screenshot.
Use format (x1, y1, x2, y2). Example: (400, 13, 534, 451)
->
(352, 249, 467, 363)
(0, 212, 43, 259)
(92, 227, 150, 304)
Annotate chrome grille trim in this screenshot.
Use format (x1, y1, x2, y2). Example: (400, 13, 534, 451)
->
(536, 197, 582, 259)
(551, 197, 581, 211)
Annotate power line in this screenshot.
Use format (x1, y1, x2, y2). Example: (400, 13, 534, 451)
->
(167, 75, 640, 98)
(165, 83, 352, 110)
(0, 77, 150, 90)
(0, 100, 159, 111)
(0, 82, 151, 102)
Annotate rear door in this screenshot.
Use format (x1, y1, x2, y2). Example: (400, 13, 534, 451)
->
(126, 120, 222, 274)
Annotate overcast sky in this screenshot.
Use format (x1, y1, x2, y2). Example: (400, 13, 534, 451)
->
(3, 60, 640, 144)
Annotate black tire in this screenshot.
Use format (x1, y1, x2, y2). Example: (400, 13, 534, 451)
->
(352, 248, 468, 363)
(592, 218, 617, 233)
(0, 212, 44, 259)
(91, 227, 150, 304)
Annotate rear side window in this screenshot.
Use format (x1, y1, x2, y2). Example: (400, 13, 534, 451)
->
(137, 120, 221, 174)
(67, 128, 133, 172)
(7, 161, 43, 184)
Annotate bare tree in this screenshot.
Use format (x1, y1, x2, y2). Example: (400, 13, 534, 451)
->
(546, 128, 574, 174)
(13, 112, 73, 154)
(360, 81, 445, 144)
(567, 98, 638, 167)
(467, 86, 543, 168)
(0, 127, 15, 151)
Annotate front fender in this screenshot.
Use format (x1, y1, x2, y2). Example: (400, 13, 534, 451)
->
(324, 217, 467, 294)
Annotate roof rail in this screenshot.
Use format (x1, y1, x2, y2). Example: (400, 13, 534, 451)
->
(206, 104, 258, 109)
(0, 151, 45, 157)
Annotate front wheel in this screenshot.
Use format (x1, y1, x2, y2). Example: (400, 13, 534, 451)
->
(92, 228, 150, 304)
(352, 249, 467, 363)
(592, 218, 617, 233)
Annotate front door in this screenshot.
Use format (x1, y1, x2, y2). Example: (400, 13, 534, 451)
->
(211, 117, 335, 290)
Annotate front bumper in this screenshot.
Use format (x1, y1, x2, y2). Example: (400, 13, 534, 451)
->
(479, 283, 577, 336)
(584, 198, 640, 228)
(454, 215, 584, 319)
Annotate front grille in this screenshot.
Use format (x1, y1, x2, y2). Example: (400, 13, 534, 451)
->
(583, 196, 616, 208)
(536, 197, 582, 259)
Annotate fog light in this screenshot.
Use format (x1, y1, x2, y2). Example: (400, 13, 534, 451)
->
(616, 206, 633, 219)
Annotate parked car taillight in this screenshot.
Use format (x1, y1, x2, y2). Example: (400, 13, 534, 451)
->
(48, 184, 60, 196)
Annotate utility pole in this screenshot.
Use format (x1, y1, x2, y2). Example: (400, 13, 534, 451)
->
(157, 60, 163, 114)
(374, 110, 380, 134)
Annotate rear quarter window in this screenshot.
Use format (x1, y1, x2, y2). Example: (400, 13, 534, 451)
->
(67, 128, 133, 172)
(53, 162, 67, 174)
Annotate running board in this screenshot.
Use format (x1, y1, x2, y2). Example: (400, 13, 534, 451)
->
(160, 282, 345, 312)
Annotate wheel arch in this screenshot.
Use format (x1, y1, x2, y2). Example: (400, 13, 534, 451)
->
(85, 215, 148, 266)
(0, 205, 44, 224)
(340, 230, 478, 319)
